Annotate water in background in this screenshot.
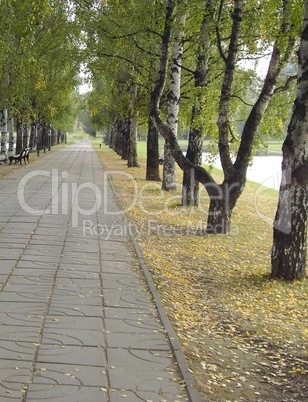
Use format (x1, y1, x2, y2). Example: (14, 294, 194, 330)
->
(203, 154, 282, 191)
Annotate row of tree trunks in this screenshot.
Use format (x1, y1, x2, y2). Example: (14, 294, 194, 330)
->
(151, 0, 291, 233)
(18, 122, 63, 153)
(105, 114, 139, 168)
(149, 0, 306, 280)
(106, 118, 130, 158)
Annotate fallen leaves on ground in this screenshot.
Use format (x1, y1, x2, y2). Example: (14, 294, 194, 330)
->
(96, 142, 307, 402)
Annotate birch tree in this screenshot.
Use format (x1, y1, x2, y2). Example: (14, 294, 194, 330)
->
(271, 0, 308, 281)
(151, 0, 301, 234)
(182, 0, 214, 206)
(162, 11, 186, 190)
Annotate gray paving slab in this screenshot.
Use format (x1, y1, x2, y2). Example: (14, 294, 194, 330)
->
(48, 303, 102, 318)
(26, 385, 108, 402)
(0, 139, 200, 401)
(37, 344, 106, 365)
(0, 312, 43, 328)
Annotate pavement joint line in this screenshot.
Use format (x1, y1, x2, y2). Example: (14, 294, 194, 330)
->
(21, 198, 72, 400)
(20, 143, 97, 401)
(0, 140, 198, 401)
(0, 146, 83, 294)
(93, 144, 112, 402)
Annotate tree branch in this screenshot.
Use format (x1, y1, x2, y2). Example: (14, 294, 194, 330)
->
(231, 94, 254, 107)
(131, 37, 160, 58)
(274, 75, 297, 94)
(216, 0, 227, 63)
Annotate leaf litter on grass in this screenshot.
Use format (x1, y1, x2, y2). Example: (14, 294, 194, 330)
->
(96, 143, 307, 402)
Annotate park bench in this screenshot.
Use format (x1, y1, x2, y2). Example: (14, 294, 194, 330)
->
(0, 153, 7, 164)
(9, 148, 30, 166)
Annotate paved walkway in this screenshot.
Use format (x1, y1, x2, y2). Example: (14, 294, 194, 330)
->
(0, 139, 200, 402)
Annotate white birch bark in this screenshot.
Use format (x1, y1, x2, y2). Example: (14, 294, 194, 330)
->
(271, 0, 308, 280)
(162, 13, 186, 191)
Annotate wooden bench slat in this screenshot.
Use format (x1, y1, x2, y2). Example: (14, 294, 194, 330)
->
(9, 148, 30, 166)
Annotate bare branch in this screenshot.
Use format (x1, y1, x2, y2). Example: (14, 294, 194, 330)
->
(274, 74, 297, 94)
(231, 94, 254, 107)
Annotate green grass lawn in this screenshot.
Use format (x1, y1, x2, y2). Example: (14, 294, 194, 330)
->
(66, 130, 89, 144)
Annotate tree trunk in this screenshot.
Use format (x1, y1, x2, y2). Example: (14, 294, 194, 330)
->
(8, 113, 14, 157)
(36, 121, 41, 151)
(162, 143, 176, 190)
(16, 119, 23, 154)
(42, 122, 48, 150)
(109, 122, 116, 150)
(217, 0, 243, 177)
(121, 118, 130, 160)
(182, 1, 213, 205)
(162, 12, 186, 190)
(146, 116, 160, 181)
(0, 108, 8, 155)
(114, 120, 123, 156)
(29, 121, 37, 149)
(206, 198, 231, 234)
(128, 82, 139, 167)
(271, 3, 308, 280)
(271, 165, 307, 279)
(22, 121, 29, 149)
(182, 105, 203, 206)
(51, 127, 57, 146)
(205, 177, 243, 234)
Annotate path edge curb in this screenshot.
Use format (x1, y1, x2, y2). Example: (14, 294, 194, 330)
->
(129, 234, 202, 402)
(98, 150, 202, 402)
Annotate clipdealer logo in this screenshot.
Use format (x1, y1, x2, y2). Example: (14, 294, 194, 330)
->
(18, 169, 103, 227)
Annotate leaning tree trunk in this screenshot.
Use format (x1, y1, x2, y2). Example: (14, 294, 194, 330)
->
(271, 3, 308, 280)
(146, 117, 160, 181)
